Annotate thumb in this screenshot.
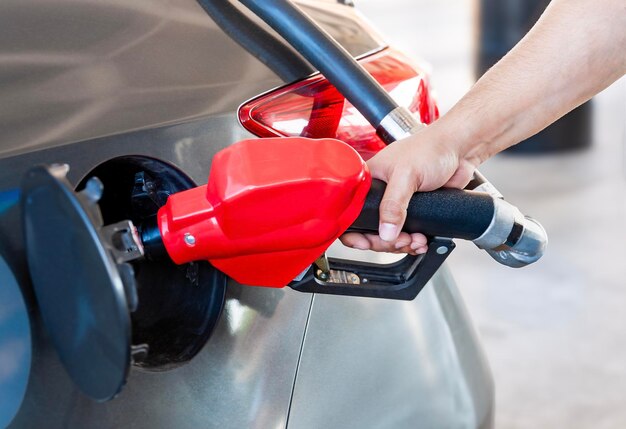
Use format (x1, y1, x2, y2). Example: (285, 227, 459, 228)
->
(378, 170, 419, 242)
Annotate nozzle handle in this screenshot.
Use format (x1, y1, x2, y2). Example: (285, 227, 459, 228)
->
(350, 178, 547, 267)
(349, 179, 494, 240)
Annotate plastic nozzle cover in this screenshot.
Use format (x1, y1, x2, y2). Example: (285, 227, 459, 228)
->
(157, 137, 371, 287)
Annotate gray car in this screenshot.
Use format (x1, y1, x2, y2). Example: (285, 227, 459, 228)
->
(0, 1, 494, 428)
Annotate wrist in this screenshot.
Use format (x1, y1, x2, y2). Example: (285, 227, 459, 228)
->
(428, 111, 489, 170)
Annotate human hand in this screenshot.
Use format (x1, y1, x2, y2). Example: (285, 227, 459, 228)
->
(340, 122, 480, 254)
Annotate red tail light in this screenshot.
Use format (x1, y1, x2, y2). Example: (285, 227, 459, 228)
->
(238, 48, 439, 160)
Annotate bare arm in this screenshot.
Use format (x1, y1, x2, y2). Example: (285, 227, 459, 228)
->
(342, 0, 626, 253)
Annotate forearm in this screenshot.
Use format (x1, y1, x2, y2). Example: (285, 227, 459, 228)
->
(344, 0, 624, 250)
(437, 0, 626, 163)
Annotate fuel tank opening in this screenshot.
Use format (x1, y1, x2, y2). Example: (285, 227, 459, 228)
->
(79, 156, 226, 370)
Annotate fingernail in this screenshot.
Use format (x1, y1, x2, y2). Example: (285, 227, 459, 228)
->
(352, 244, 370, 250)
(379, 223, 399, 242)
(410, 242, 421, 250)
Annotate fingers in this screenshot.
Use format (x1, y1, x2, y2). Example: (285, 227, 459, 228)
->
(340, 232, 371, 250)
(354, 129, 466, 254)
(376, 169, 419, 242)
(363, 233, 412, 254)
(410, 233, 428, 251)
(340, 232, 429, 255)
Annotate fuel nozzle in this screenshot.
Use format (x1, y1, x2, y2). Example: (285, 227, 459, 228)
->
(143, 137, 371, 287)
(135, 136, 546, 300)
(138, 215, 167, 261)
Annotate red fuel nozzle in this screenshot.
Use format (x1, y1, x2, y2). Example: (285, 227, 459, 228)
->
(156, 137, 371, 287)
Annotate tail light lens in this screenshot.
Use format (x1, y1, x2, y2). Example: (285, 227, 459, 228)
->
(238, 48, 439, 160)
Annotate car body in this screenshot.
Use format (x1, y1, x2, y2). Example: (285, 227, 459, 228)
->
(0, 1, 494, 428)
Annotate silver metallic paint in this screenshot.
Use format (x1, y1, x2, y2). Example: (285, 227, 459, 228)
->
(288, 267, 494, 429)
(2, 115, 315, 429)
(0, 0, 383, 157)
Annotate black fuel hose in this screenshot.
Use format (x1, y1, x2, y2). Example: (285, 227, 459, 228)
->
(196, 0, 315, 82)
(349, 180, 494, 240)
(238, 0, 397, 127)
(237, 0, 547, 267)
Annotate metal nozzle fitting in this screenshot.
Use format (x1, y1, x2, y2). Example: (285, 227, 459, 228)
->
(376, 106, 424, 143)
(484, 216, 548, 268)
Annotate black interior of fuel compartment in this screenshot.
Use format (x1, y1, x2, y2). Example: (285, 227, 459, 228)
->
(79, 156, 226, 370)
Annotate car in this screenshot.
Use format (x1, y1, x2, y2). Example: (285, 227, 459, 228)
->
(0, 1, 494, 428)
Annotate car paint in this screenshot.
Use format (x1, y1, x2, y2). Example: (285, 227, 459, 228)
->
(0, 0, 383, 158)
(0, 1, 494, 428)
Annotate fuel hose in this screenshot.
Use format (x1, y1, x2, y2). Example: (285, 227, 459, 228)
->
(195, 0, 315, 82)
(238, 0, 397, 128)
(235, 0, 547, 267)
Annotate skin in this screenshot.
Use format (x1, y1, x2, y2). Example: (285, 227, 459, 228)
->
(341, 0, 626, 254)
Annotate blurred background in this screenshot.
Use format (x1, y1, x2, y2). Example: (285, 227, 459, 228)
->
(356, 0, 626, 428)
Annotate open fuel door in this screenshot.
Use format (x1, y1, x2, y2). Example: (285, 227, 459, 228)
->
(22, 163, 226, 401)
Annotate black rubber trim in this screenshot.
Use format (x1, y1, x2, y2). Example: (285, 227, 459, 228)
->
(505, 220, 524, 246)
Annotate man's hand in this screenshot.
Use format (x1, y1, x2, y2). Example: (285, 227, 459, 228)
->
(341, 0, 624, 255)
(340, 122, 479, 254)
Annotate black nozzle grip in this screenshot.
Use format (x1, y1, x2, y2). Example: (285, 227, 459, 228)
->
(349, 179, 495, 240)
